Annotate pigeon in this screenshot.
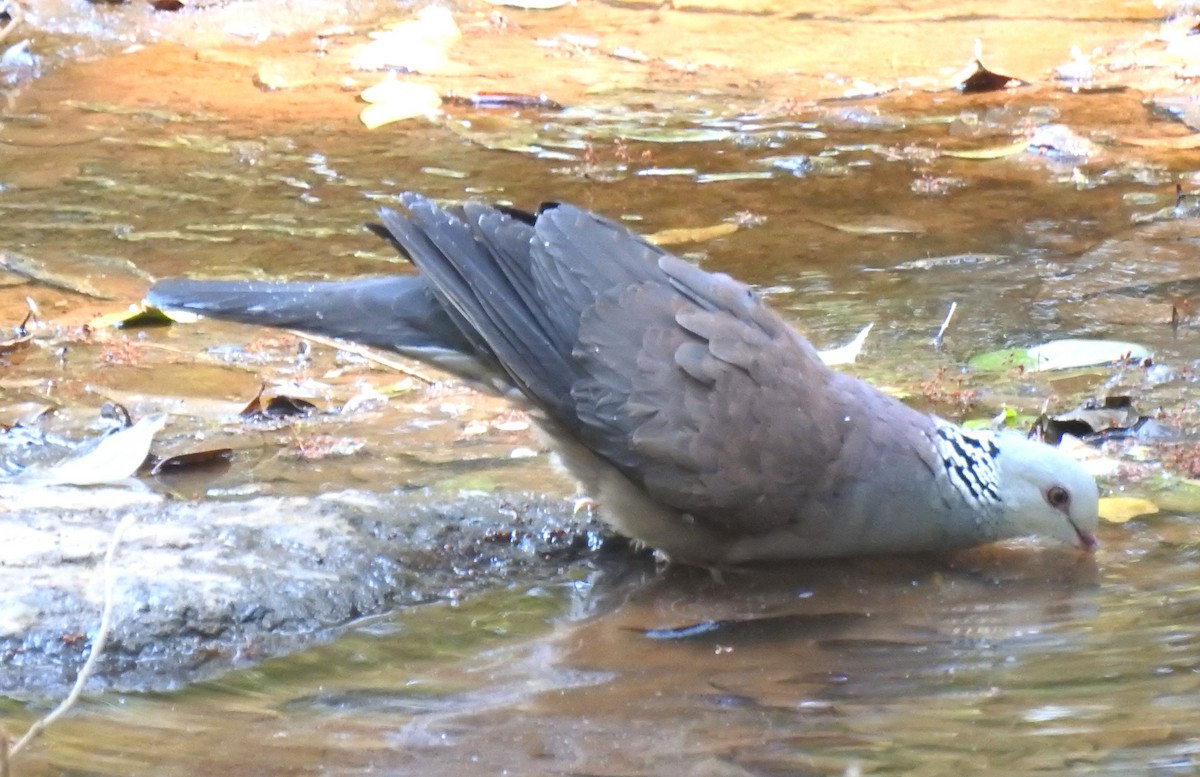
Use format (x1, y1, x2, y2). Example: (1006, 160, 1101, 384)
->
(147, 192, 1100, 564)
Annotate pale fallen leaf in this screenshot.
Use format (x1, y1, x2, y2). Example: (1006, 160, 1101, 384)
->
(352, 6, 461, 72)
(462, 419, 489, 437)
(20, 413, 167, 486)
(379, 6, 461, 45)
(969, 339, 1152, 372)
(361, 78, 430, 104)
(645, 222, 738, 246)
(818, 323, 873, 366)
(1098, 496, 1159, 523)
(359, 81, 443, 129)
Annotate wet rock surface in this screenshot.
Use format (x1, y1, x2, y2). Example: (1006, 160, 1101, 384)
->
(0, 487, 611, 698)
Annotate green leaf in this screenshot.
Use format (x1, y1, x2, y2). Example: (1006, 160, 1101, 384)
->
(970, 339, 1151, 372)
(967, 347, 1036, 372)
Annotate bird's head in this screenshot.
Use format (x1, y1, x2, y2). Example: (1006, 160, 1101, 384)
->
(935, 423, 1099, 549)
(991, 433, 1099, 548)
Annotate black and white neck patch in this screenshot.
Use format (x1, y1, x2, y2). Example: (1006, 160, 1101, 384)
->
(933, 422, 1002, 505)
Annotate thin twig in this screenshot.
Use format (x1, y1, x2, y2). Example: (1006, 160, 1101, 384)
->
(291, 331, 438, 385)
(8, 513, 136, 759)
(932, 301, 958, 348)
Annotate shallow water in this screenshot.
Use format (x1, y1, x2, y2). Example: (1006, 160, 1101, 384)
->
(11, 541, 1200, 776)
(5, 0, 1200, 773)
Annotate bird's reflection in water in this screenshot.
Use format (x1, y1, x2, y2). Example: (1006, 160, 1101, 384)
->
(379, 547, 1101, 774)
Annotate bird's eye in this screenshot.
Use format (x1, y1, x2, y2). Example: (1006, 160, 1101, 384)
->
(1046, 486, 1071, 510)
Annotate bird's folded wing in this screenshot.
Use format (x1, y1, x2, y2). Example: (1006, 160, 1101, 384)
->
(511, 205, 932, 538)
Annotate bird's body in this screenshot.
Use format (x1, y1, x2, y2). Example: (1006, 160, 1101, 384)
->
(148, 193, 1099, 564)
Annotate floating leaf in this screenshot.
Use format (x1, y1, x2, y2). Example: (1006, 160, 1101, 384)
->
(241, 385, 318, 420)
(359, 80, 443, 129)
(353, 7, 461, 72)
(818, 323, 873, 366)
(148, 447, 234, 476)
(89, 303, 198, 329)
(361, 79, 430, 105)
(645, 222, 738, 246)
(20, 413, 167, 486)
(941, 138, 1031, 160)
(1098, 496, 1159, 523)
(1034, 396, 1144, 444)
(963, 407, 1032, 431)
(969, 339, 1152, 372)
(360, 98, 440, 129)
(968, 347, 1037, 372)
(950, 53, 1027, 94)
(1028, 340, 1152, 370)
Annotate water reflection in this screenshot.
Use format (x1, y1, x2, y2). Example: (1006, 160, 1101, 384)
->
(7, 548, 1148, 776)
(8, 522, 1200, 776)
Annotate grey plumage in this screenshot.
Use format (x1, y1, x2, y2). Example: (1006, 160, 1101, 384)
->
(147, 192, 1100, 564)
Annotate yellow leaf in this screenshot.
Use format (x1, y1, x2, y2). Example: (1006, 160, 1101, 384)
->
(1098, 496, 1159, 524)
(353, 8, 462, 72)
(90, 303, 197, 328)
(360, 79, 441, 105)
(359, 82, 442, 129)
(645, 222, 738, 246)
